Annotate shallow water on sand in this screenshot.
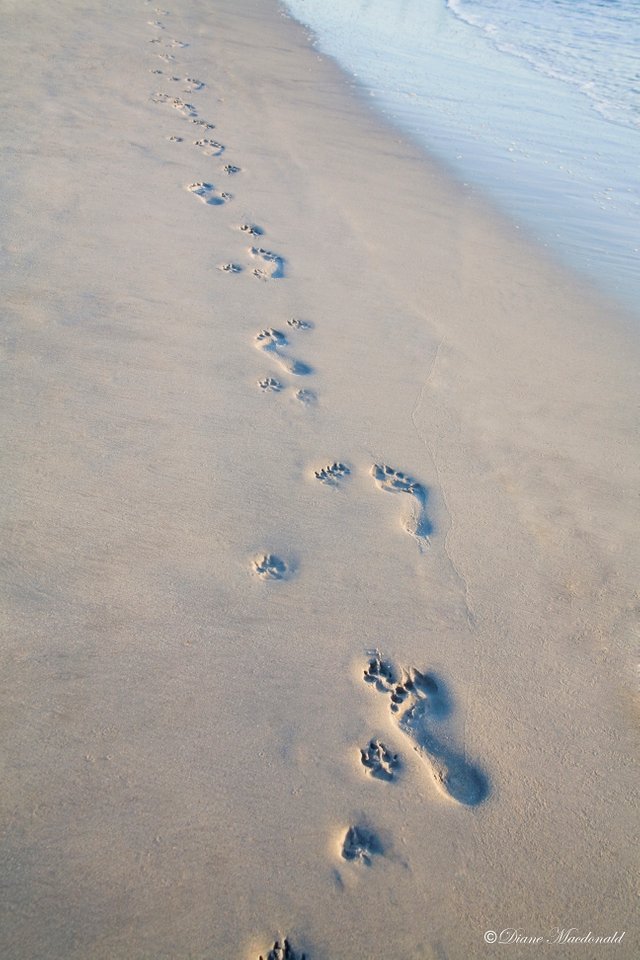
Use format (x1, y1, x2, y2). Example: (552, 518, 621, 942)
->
(283, 0, 640, 319)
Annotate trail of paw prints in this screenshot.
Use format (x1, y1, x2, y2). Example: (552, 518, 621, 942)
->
(146, 30, 312, 407)
(363, 653, 488, 806)
(258, 939, 306, 960)
(371, 463, 432, 544)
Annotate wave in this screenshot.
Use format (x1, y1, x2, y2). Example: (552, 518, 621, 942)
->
(446, 0, 640, 130)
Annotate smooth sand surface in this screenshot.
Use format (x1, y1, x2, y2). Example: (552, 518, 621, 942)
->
(1, 1, 638, 958)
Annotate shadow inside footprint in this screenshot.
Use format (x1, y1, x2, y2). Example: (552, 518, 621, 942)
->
(341, 825, 383, 865)
(258, 377, 282, 392)
(360, 738, 400, 781)
(250, 246, 285, 280)
(194, 137, 225, 156)
(364, 656, 488, 806)
(240, 223, 264, 237)
(314, 462, 350, 485)
(287, 358, 313, 376)
(254, 329, 313, 377)
(186, 182, 231, 205)
(371, 463, 433, 540)
(295, 389, 316, 405)
(252, 554, 288, 580)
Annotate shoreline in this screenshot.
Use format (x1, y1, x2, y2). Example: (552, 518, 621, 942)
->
(1, 0, 638, 958)
(280, 0, 640, 324)
(276, 0, 640, 341)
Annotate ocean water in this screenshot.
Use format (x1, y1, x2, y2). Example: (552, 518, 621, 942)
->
(282, 0, 640, 317)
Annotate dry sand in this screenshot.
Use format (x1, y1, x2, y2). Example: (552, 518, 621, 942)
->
(1, 0, 638, 957)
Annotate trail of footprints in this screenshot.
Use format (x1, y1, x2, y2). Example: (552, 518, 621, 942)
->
(143, 7, 487, 953)
(144, 9, 308, 955)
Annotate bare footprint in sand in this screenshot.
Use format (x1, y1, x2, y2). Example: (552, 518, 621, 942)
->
(152, 93, 195, 113)
(150, 94, 197, 116)
(191, 118, 216, 131)
(186, 182, 232, 206)
(363, 654, 487, 806)
(172, 97, 197, 117)
(218, 262, 243, 274)
(183, 77, 205, 92)
(239, 223, 264, 238)
(254, 329, 312, 376)
(371, 463, 432, 542)
(249, 246, 285, 280)
(223, 163, 241, 175)
(258, 939, 306, 960)
(194, 137, 225, 156)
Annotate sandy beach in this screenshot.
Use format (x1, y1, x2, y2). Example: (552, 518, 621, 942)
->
(1, 0, 638, 957)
